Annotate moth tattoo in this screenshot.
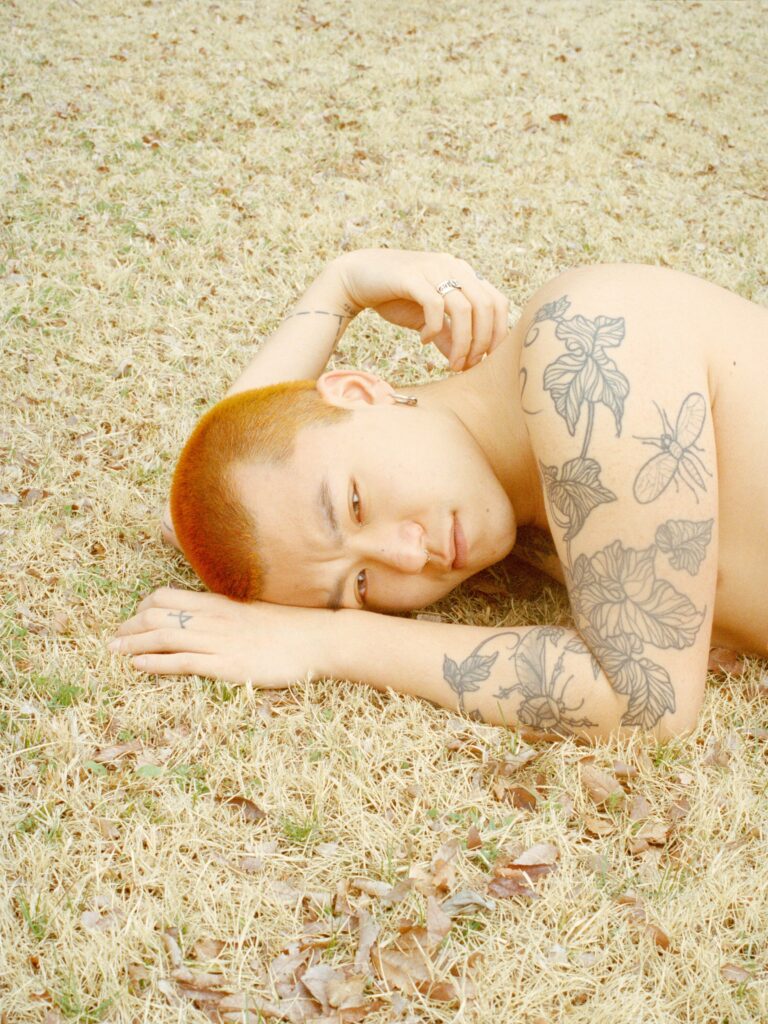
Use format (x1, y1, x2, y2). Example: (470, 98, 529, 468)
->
(633, 392, 711, 503)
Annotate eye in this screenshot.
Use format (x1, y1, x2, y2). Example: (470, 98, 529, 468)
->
(354, 569, 368, 606)
(351, 480, 363, 523)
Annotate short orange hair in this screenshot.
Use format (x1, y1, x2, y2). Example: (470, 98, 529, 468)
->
(170, 381, 349, 601)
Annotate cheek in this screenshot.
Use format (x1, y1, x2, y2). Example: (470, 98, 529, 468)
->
(373, 574, 456, 614)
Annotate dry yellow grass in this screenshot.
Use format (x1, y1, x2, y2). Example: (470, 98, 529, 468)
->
(2, 1, 768, 1021)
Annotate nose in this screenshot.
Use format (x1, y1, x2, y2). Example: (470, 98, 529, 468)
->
(354, 520, 428, 573)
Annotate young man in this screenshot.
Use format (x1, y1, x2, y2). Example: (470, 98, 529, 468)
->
(110, 250, 768, 743)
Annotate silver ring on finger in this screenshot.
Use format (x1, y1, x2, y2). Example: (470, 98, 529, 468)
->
(436, 278, 462, 297)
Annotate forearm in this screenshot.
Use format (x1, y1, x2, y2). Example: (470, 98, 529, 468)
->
(226, 257, 357, 396)
(325, 611, 627, 741)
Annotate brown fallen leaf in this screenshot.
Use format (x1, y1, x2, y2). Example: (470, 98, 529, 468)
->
(306, 964, 370, 1016)
(635, 821, 669, 846)
(92, 739, 143, 764)
(549, 112, 570, 123)
(491, 741, 541, 773)
(583, 852, 611, 875)
(612, 759, 638, 782)
(584, 815, 616, 837)
(721, 962, 751, 983)
(351, 876, 413, 905)
(426, 896, 453, 945)
(708, 647, 745, 678)
(581, 764, 626, 808)
(193, 937, 226, 961)
(216, 794, 266, 822)
(616, 894, 670, 950)
(431, 838, 459, 893)
(20, 488, 52, 507)
(81, 908, 123, 931)
(629, 794, 652, 821)
(487, 872, 539, 900)
(162, 929, 184, 968)
(702, 737, 731, 767)
(440, 889, 496, 918)
(95, 817, 120, 841)
(513, 842, 558, 868)
(466, 824, 482, 850)
(507, 785, 538, 810)
(668, 796, 690, 823)
(353, 908, 379, 973)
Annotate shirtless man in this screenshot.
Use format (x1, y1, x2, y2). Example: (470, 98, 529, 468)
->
(110, 250, 768, 743)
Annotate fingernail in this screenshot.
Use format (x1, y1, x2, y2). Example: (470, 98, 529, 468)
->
(108, 638, 120, 651)
(133, 656, 147, 669)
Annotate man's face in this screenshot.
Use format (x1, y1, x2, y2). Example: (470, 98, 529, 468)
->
(236, 403, 516, 613)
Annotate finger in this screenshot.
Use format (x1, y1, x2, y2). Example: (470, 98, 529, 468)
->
(429, 317, 454, 360)
(484, 283, 511, 350)
(397, 272, 445, 342)
(458, 283, 496, 367)
(116, 605, 208, 638)
(136, 587, 215, 614)
(442, 291, 474, 370)
(111, 627, 217, 655)
(130, 652, 224, 677)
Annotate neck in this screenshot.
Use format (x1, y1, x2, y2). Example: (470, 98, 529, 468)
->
(403, 333, 546, 529)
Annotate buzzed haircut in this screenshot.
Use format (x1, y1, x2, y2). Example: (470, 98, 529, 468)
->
(170, 381, 349, 601)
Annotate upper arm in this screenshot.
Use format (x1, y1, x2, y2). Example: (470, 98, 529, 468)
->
(519, 267, 717, 738)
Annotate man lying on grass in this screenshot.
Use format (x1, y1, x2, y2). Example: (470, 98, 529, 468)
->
(110, 249, 768, 743)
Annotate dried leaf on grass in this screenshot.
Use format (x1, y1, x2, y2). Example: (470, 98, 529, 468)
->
(216, 794, 267, 823)
(350, 877, 413, 904)
(616, 894, 670, 950)
(466, 824, 483, 850)
(580, 764, 626, 807)
(488, 842, 558, 899)
(353, 908, 380, 973)
(708, 647, 745, 678)
(584, 816, 616, 837)
(431, 838, 459, 892)
(720, 962, 751, 983)
(193, 937, 226, 961)
(81, 908, 123, 931)
(629, 795, 652, 821)
(440, 889, 496, 918)
(92, 739, 143, 764)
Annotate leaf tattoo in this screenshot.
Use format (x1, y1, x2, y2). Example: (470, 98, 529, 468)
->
(571, 541, 704, 650)
(583, 631, 676, 729)
(655, 518, 714, 575)
(443, 651, 499, 712)
(540, 457, 617, 541)
(543, 314, 630, 437)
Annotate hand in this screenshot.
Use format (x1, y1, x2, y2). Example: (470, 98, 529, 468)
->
(335, 249, 510, 371)
(109, 587, 335, 687)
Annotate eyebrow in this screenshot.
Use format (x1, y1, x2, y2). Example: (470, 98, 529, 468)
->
(318, 477, 347, 611)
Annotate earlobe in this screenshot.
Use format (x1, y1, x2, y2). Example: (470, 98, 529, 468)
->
(316, 370, 395, 409)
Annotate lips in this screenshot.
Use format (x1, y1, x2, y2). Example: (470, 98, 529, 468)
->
(451, 513, 468, 571)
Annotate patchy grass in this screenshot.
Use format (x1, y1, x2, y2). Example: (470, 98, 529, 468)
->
(1, 1, 767, 1021)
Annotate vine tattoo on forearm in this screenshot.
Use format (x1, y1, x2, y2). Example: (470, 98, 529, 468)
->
(443, 627, 598, 734)
(443, 295, 713, 731)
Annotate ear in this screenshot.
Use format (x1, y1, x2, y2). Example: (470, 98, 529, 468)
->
(316, 370, 396, 409)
